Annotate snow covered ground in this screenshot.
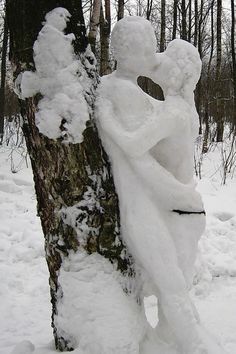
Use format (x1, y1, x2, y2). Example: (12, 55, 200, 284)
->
(1, 136, 236, 354)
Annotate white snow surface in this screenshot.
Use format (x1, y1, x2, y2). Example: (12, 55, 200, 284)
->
(1, 134, 236, 354)
(55, 251, 145, 353)
(16, 7, 91, 143)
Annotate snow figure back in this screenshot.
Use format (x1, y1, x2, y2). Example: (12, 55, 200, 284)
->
(96, 16, 225, 354)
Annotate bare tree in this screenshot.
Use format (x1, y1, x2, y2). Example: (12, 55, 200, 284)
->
(215, 0, 223, 141)
(100, 0, 111, 75)
(194, 0, 198, 45)
(181, 0, 188, 40)
(146, 0, 153, 20)
(172, 0, 178, 39)
(160, 0, 166, 51)
(0, 11, 8, 144)
(202, 0, 215, 153)
(117, 0, 124, 20)
(188, 0, 192, 42)
(231, 0, 236, 125)
(88, 0, 102, 55)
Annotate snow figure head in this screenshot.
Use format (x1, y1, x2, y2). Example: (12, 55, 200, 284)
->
(149, 38, 202, 101)
(165, 39, 202, 95)
(111, 16, 156, 78)
(45, 7, 71, 31)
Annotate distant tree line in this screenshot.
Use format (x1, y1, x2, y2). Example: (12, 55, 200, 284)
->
(86, 0, 236, 148)
(0, 0, 235, 148)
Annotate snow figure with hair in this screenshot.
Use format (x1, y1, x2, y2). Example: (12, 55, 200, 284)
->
(96, 16, 224, 354)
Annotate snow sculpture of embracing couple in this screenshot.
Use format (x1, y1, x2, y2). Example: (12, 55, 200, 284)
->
(96, 16, 224, 354)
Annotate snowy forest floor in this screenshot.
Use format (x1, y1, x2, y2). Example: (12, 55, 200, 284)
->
(1, 136, 236, 354)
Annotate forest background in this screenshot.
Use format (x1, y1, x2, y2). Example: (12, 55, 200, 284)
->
(0, 0, 235, 155)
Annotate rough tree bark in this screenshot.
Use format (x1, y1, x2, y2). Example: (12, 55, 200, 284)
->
(7, 0, 133, 351)
(197, 0, 204, 60)
(194, 0, 198, 46)
(181, 0, 187, 40)
(0, 13, 8, 144)
(231, 0, 236, 126)
(216, 0, 223, 141)
(99, 0, 111, 75)
(88, 0, 102, 55)
(202, 0, 215, 153)
(146, 0, 153, 20)
(117, 0, 124, 21)
(188, 0, 192, 42)
(172, 0, 178, 40)
(195, 0, 204, 133)
(160, 0, 166, 52)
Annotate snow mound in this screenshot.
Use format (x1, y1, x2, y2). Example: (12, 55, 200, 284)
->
(10, 341, 35, 354)
(55, 251, 145, 353)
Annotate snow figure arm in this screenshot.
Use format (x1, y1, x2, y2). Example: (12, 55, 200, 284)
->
(96, 90, 204, 212)
(133, 153, 204, 212)
(96, 94, 188, 159)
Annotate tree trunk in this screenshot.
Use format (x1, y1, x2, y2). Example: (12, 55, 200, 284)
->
(231, 0, 236, 126)
(172, 0, 178, 39)
(7, 0, 133, 351)
(188, 0, 192, 42)
(0, 13, 8, 144)
(197, 0, 204, 59)
(117, 0, 124, 20)
(194, 0, 198, 46)
(137, 76, 165, 101)
(146, 0, 153, 20)
(202, 0, 215, 152)
(160, 0, 166, 52)
(216, 0, 222, 79)
(99, 0, 111, 76)
(216, 0, 223, 141)
(88, 0, 102, 55)
(181, 0, 187, 40)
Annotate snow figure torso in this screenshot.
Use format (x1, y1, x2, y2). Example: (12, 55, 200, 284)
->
(96, 16, 224, 354)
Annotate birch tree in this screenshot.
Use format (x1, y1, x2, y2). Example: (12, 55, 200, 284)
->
(6, 0, 133, 350)
(0, 10, 8, 144)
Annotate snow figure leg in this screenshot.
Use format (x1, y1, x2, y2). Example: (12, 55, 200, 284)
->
(166, 211, 206, 288)
(120, 186, 206, 353)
